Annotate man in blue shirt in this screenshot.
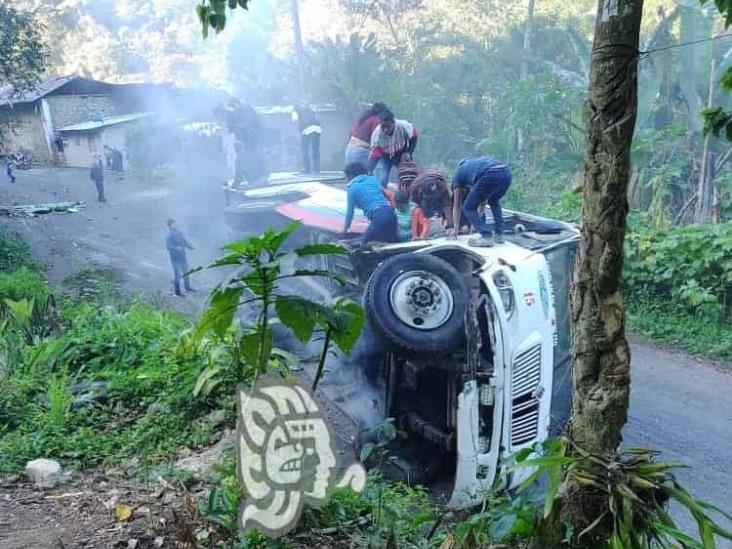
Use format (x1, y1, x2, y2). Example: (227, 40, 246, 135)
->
(343, 162, 397, 245)
(449, 156, 512, 247)
(166, 218, 195, 297)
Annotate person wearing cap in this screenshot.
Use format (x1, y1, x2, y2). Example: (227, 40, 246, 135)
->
(449, 156, 512, 247)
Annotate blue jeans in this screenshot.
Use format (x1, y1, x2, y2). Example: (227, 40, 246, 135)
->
(345, 146, 370, 167)
(462, 166, 512, 237)
(374, 157, 398, 188)
(170, 255, 192, 293)
(362, 206, 397, 245)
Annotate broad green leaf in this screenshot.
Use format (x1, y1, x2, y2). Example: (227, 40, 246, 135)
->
(275, 296, 318, 342)
(295, 243, 348, 257)
(360, 442, 375, 462)
(193, 366, 221, 397)
(328, 299, 365, 354)
(488, 513, 518, 541)
(195, 286, 243, 338)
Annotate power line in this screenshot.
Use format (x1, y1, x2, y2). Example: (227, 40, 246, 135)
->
(640, 32, 732, 57)
(591, 32, 732, 60)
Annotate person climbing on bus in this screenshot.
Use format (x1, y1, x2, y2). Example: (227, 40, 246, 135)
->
(449, 156, 512, 247)
(343, 161, 397, 245)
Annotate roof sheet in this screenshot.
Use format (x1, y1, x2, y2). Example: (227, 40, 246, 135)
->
(57, 112, 153, 132)
(0, 75, 78, 105)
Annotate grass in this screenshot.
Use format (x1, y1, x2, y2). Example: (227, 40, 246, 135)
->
(627, 298, 732, 365)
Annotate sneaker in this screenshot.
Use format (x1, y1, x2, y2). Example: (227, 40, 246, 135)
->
(495, 234, 505, 244)
(469, 236, 494, 247)
(174, 291, 184, 297)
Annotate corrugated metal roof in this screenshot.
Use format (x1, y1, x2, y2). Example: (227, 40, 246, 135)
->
(0, 75, 79, 105)
(57, 112, 154, 132)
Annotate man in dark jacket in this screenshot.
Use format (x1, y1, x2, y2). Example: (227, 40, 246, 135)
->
(90, 159, 106, 202)
(293, 105, 321, 173)
(166, 219, 195, 297)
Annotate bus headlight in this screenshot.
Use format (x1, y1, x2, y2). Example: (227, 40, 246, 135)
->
(493, 270, 514, 317)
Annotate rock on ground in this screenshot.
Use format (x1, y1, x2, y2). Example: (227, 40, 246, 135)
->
(24, 459, 62, 489)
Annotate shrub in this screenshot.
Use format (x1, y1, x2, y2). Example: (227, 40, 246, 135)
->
(0, 227, 35, 272)
(624, 222, 732, 318)
(0, 267, 49, 301)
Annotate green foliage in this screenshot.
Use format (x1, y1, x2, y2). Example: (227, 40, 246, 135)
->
(201, 454, 440, 548)
(0, 3, 45, 94)
(624, 222, 732, 318)
(510, 438, 732, 548)
(191, 222, 363, 395)
(0, 267, 49, 301)
(627, 299, 732, 363)
(0, 228, 36, 272)
(0, 297, 222, 473)
(196, 0, 252, 38)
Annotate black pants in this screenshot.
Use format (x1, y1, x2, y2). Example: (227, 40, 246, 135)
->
(301, 133, 320, 173)
(171, 255, 192, 294)
(7, 168, 15, 183)
(93, 179, 106, 202)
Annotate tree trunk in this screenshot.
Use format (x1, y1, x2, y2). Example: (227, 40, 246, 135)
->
(290, 0, 306, 97)
(696, 57, 717, 223)
(565, 0, 643, 531)
(517, 0, 535, 152)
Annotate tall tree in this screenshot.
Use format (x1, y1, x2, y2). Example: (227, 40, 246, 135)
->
(0, 1, 45, 97)
(565, 0, 643, 531)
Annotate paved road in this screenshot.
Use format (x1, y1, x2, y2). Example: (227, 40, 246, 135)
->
(625, 341, 732, 543)
(3, 167, 731, 544)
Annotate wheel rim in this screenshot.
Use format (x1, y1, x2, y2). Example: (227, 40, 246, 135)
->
(389, 270, 454, 330)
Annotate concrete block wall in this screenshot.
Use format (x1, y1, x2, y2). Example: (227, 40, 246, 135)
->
(0, 107, 50, 162)
(46, 95, 120, 129)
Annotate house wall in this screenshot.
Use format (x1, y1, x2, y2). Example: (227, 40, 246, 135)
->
(0, 105, 51, 162)
(62, 131, 100, 168)
(61, 122, 137, 169)
(46, 94, 120, 129)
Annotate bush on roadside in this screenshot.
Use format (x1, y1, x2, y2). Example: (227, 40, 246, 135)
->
(0, 227, 36, 272)
(0, 267, 49, 301)
(624, 222, 732, 318)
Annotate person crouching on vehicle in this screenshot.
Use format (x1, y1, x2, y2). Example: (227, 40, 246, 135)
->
(410, 169, 453, 230)
(394, 190, 430, 242)
(343, 162, 397, 245)
(449, 156, 512, 247)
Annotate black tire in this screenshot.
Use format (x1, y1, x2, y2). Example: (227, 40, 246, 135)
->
(364, 253, 469, 357)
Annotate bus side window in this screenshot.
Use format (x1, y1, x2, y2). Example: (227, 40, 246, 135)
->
(544, 244, 577, 366)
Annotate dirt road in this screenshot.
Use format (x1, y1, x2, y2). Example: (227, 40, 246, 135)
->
(2, 167, 731, 544)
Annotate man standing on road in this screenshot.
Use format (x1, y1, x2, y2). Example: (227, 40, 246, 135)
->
(166, 218, 195, 297)
(449, 156, 512, 247)
(343, 162, 397, 245)
(89, 158, 106, 202)
(4, 155, 15, 183)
